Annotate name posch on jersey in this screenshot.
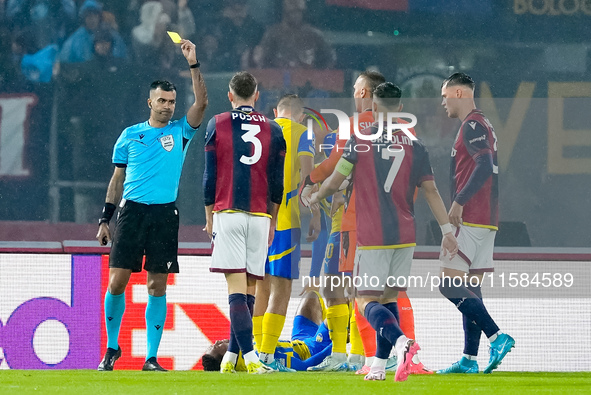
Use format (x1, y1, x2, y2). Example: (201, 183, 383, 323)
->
(231, 112, 267, 122)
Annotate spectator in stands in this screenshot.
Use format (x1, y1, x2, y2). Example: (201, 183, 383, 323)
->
(160, 0, 196, 40)
(0, 28, 19, 90)
(130, 0, 195, 77)
(60, 28, 132, 185)
(5, 0, 76, 49)
(59, 0, 127, 63)
(1, 29, 39, 89)
(253, 0, 335, 69)
(131, 1, 173, 74)
(199, 0, 264, 71)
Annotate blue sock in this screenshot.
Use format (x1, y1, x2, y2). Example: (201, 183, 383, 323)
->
(463, 285, 483, 356)
(104, 291, 125, 350)
(382, 302, 400, 323)
(229, 293, 254, 355)
(364, 301, 404, 348)
(145, 294, 167, 360)
(374, 302, 400, 359)
(439, 279, 499, 338)
(228, 294, 256, 355)
(310, 211, 328, 277)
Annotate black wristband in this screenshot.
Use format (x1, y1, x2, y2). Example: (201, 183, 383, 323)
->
(99, 203, 117, 225)
(189, 61, 200, 69)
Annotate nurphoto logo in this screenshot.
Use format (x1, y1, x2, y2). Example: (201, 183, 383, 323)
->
(304, 108, 418, 153)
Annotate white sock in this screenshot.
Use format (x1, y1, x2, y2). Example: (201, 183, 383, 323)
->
(243, 350, 259, 365)
(394, 335, 409, 353)
(259, 352, 274, 364)
(463, 354, 477, 361)
(371, 357, 387, 369)
(222, 351, 238, 365)
(365, 356, 375, 367)
(348, 353, 364, 364)
(488, 331, 501, 343)
(332, 352, 347, 361)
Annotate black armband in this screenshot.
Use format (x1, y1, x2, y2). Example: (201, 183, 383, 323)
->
(303, 174, 315, 187)
(99, 203, 117, 225)
(189, 61, 200, 69)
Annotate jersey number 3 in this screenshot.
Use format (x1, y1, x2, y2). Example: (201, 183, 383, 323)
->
(382, 149, 406, 193)
(240, 124, 262, 165)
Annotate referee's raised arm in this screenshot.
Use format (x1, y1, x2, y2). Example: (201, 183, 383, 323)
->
(180, 39, 208, 128)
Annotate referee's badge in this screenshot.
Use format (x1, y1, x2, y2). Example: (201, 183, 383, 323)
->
(160, 134, 174, 152)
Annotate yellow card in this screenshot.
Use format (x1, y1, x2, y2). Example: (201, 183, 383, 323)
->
(167, 31, 182, 44)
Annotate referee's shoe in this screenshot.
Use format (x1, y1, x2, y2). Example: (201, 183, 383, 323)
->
(142, 357, 168, 372)
(98, 347, 122, 371)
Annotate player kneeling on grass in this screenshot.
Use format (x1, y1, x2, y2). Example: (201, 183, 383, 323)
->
(309, 82, 458, 382)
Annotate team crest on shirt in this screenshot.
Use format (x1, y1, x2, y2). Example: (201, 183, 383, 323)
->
(160, 134, 174, 152)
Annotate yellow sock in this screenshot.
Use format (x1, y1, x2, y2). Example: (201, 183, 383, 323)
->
(349, 306, 364, 356)
(260, 313, 285, 355)
(327, 304, 349, 354)
(252, 315, 263, 352)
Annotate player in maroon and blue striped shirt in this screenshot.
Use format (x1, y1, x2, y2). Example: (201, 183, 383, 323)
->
(439, 72, 514, 375)
(203, 71, 286, 374)
(310, 82, 458, 382)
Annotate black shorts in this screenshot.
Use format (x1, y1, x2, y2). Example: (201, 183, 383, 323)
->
(110, 200, 180, 273)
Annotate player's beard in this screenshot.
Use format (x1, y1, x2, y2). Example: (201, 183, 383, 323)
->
(155, 110, 173, 123)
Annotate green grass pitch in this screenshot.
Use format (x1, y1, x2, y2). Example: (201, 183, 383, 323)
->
(2, 371, 590, 394)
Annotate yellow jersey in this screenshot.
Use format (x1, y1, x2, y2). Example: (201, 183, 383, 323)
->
(274, 117, 315, 231)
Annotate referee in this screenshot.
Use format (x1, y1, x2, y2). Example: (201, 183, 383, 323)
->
(96, 39, 207, 372)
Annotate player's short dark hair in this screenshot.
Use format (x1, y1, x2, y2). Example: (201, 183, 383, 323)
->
(373, 82, 402, 108)
(359, 71, 386, 97)
(150, 80, 176, 92)
(201, 353, 222, 371)
(442, 72, 475, 90)
(229, 71, 258, 100)
(276, 93, 303, 111)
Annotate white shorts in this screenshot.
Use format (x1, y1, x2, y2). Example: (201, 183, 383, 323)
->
(353, 247, 414, 296)
(210, 211, 270, 279)
(440, 225, 496, 274)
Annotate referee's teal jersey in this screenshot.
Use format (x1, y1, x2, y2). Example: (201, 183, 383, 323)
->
(112, 116, 198, 204)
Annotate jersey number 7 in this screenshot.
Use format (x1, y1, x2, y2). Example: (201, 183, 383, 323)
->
(382, 148, 405, 193)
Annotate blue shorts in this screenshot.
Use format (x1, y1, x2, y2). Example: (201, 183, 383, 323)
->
(323, 231, 343, 275)
(266, 228, 301, 279)
(291, 316, 331, 358)
(310, 210, 329, 277)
